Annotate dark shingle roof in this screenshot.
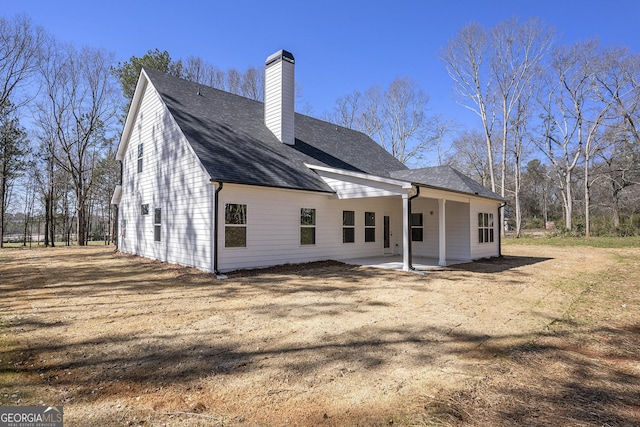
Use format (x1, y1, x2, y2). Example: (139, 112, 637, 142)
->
(390, 166, 505, 201)
(143, 68, 407, 193)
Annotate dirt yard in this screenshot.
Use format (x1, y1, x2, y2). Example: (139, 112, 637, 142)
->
(1, 244, 638, 426)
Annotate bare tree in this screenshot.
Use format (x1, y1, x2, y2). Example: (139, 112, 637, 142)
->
(180, 55, 225, 90)
(490, 18, 554, 236)
(594, 120, 640, 228)
(594, 47, 640, 145)
(226, 68, 241, 95)
(240, 67, 264, 101)
(441, 23, 497, 191)
(590, 47, 640, 228)
(0, 15, 44, 114)
(535, 41, 600, 231)
(327, 77, 440, 165)
(326, 91, 363, 129)
(36, 41, 119, 245)
(431, 115, 458, 166)
(180, 55, 207, 84)
(444, 129, 495, 187)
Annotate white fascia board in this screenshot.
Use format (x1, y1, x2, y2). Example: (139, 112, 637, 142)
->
(305, 163, 414, 190)
(115, 69, 149, 161)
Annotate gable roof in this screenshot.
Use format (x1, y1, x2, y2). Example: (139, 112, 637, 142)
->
(141, 68, 407, 193)
(390, 166, 505, 201)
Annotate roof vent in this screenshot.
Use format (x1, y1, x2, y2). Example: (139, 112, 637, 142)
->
(264, 50, 295, 145)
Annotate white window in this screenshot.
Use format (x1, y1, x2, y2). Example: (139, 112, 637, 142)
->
(411, 213, 423, 242)
(300, 208, 316, 245)
(141, 204, 149, 215)
(478, 212, 494, 243)
(343, 210, 355, 243)
(154, 208, 161, 242)
(137, 143, 143, 173)
(364, 212, 375, 242)
(225, 204, 247, 247)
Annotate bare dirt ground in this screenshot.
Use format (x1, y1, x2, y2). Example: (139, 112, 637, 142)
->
(1, 244, 638, 426)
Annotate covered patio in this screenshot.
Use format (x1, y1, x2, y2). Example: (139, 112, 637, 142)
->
(308, 164, 503, 273)
(343, 255, 468, 272)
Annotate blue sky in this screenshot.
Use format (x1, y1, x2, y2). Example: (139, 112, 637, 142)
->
(5, 0, 640, 163)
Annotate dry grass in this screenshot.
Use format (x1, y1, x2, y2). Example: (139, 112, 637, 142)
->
(1, 244, 638, 426)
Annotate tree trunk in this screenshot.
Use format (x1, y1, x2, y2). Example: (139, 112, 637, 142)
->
(500, 100, 508, 237)
(584, 160, 591, 238)
(514, 157, 522, 238)
(0, 175, 5, 249)
(565, 171, 573, 230)
(611, 181, 621, 227)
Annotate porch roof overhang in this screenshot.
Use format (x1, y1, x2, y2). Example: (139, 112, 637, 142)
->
(306, 164, 443, 272)
(305, 164, 413, 199)
(306, 163, 504, 204)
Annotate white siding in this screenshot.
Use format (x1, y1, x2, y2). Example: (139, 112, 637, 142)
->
(218, 184, 403, 271)
(264, 56, 295, 145)
(117, 82, 214, 272)
(409, 198, 470, 261)
(470, 199, 501, 259)
(408, 198, 440, 258)
(445, 201, 471, 261)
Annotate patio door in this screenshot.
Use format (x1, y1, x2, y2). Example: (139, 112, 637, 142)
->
(383, 215, 393, 255)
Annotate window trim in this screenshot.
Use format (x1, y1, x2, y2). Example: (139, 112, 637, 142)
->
(141, 204, 149, 216)
(224, 203, 247, 248)
(364, 211, 375, 243)
(300, 207, 316, 245)
(342, 210, 355, 244)
(137, 143, 143, 173)
(411, 212, 424, 242)
(478, 212, 495, 244)
(153, 208, 161, 242)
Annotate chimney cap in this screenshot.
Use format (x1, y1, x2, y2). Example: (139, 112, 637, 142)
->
(265, 49, 295, 66)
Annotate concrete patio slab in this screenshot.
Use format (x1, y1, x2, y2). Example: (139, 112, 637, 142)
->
(342, 255, 468, 272)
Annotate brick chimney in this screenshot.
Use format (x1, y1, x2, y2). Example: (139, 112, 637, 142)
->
(264, 50, 295, 145)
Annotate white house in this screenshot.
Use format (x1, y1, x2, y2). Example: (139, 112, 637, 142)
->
(111, 50, 504, 275)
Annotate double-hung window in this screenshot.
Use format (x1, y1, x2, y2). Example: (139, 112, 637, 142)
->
(364, 212, 375, 242)
(137, 144, 143, 173)
(154, 208, 161, 242)
(343, 210, 355, 243)
(411, 213, 424, 242)
(478, 212, 494, 243)
(300, 208, 316, 245)
(225, 203, 247, 247)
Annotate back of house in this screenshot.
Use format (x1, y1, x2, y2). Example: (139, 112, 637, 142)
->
(111, 50, 504, 273)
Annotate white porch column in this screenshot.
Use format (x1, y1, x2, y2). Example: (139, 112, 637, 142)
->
(438, 198, 447, 266)
(402, 193, 411, 271)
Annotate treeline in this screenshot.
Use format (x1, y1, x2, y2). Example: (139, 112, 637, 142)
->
(0, 15, 266, 247)
(2, 15, 639, 248)
(324, 17, 640, 237)
(443, 18, 640, 237)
